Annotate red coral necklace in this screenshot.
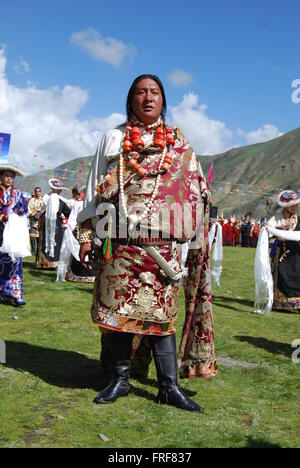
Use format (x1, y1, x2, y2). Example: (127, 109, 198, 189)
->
(118, 116, 175, 230)
(121, 119, 175, 178)
(0, 185, 16, 209)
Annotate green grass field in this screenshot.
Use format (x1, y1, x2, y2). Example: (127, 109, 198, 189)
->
(0, 247, 299, 448)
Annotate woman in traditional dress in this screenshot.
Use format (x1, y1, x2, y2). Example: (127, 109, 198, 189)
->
(78, 75, 217, 412)
(267, 190, 300, 312)
(36, 178, 71, 269)
(0, 165, 29, 306)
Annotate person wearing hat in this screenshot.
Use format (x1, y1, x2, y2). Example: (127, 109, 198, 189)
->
(267, 190, 300, 312)
(0, 164, 30, 306)
(36, 178, 71, 269)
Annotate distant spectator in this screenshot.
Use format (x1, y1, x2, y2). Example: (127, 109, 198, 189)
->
(36, 178, 71, 269)
(241, 214, 252, 247)
(28, 187, 42, 255)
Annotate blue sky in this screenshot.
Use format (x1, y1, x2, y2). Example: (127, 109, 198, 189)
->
(0, 0, 299, 173)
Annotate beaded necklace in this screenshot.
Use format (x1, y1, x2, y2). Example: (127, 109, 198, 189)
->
(119, 116, 175, 230)
(283, 213, 298, 231)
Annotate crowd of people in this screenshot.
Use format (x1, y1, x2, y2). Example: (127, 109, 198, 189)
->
(0, 177, 97, 308)
(1, 74, 299, 415)
(216, 213, 265, 248)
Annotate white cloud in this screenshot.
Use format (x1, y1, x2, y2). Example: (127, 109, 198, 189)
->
(238, 124, 283, 145)
(0, 47, 125, 174)
(70, 28, 137, 68)
(168, 69, 194, 88)
(13, 56, 30, 74)
(169, 92, 233, 154)
(0, 45, 285, 177)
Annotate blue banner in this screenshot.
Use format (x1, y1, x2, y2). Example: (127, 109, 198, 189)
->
(0, 133, 11, 163)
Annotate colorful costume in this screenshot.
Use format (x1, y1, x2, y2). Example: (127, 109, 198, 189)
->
(28, 196, 42, 254)
(267, 193, 300, 312)
(79, 123, 217, 378)
(0, 186, 29, 305)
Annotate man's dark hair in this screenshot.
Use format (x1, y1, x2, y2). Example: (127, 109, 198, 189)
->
(126, 74, 167, 122)
(34, 187, 41, 192)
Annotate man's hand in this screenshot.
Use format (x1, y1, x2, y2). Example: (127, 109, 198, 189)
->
(80, 242, 94, 270)
(0, 214, 8, 223)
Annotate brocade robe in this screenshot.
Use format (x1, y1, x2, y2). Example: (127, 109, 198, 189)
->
(80, 124, 218, 378)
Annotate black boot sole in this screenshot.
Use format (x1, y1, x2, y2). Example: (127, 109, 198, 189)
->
(156, 396, 204, 413)
(93, 386, 132, 405)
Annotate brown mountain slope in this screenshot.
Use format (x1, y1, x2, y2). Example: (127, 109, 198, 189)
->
(199, 127, 300, 217)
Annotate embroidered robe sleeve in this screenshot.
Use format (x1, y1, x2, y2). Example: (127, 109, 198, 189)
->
(78, 127, 124, 225)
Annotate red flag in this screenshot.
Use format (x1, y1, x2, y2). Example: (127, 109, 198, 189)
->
(208, 162, 214, 184)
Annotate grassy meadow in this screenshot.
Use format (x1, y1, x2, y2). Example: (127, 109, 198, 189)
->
(0, 247, 299, 448)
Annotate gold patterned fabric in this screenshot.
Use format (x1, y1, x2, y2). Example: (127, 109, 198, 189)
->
(92, 244, 180, 335)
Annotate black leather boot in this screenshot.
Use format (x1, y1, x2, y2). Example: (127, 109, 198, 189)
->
(150, 334, 204, 413)
(94, 331, 133, 404)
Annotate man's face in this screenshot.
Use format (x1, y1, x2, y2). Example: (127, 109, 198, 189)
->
(35, 189, 41, 198)
(0, 170, 15, 188)
(131, 78, 163, 125)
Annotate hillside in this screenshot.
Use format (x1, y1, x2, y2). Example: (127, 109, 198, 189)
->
(199, 127, 300, 217)
(17, 127, 300, 218)
(17, 156, 94, 196)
